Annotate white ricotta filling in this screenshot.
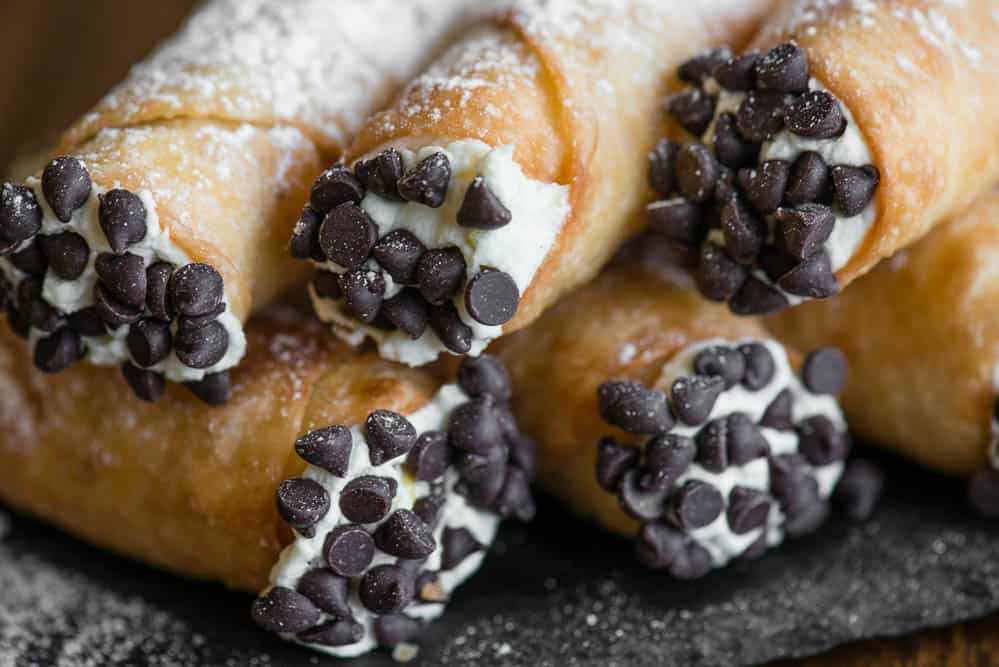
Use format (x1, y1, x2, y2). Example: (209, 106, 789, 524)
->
(268, 383, 500, 658)
(654, 338, 846, 568)
(0, 177, 246, 383)
(311, 139, 571, 367)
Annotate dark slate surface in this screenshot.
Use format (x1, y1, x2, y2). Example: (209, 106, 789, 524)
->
(1, 449, 997, 667)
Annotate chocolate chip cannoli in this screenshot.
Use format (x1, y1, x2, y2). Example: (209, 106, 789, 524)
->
(770, 190, 999, 520)
(494, 260, 858, 576)
(0, 0, 488, 403)
(645, 0, 999, 315)
(292, 0, 777, 366)
(0, 310, 535, 658)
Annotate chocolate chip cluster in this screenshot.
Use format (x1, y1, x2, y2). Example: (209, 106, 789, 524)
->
(290, 148, 521, 354)
(252, 355, 536, 652)
(596, 343, 852, 578)
(0, 156, 233, 404)
(649, 42, 880, 315)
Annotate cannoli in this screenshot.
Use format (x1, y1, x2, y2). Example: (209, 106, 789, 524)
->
(0, 0, 487, 403)
(0, 309, 536, 658)
(645, 0, 999, 315)
(494, 260, 854, 576)
(769, 190, 999, 519)
(293, 0, 777, 365)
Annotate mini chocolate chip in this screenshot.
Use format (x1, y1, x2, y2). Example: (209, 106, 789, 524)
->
(756, 42, 809, 93)
(787, 90, 845, 138)
(678, 47, 731, 84)
(669, 480, 724, 530)
(761, 389, 794, 430)
(251, 587, 321, 635)
(0, 183, 42, 245)
(831, 164, 880, 217)
(458, 354, 511, 401)
(715, 167, 738, 205)
(727, 486, 772, 534)
(648, 139, 678, 197)
(167, 263, 224, 317)
(670, 541, 714, 580)
(776, 203, 835, 260)
(635, 521, 686, 569)
(647, 199, 706, 244)
(318, 203, 379, 269)
(380, 287, 428, 338)
(713, 112, 759, 169)
(758, 246, 798, 283)
(176, 302, 225, 333)
(736, 91, 787, 142)
(728, 276, 789, 315)
(340, 475, 396, 524)
(778, 249, 839, 297)
(324, 524, 375, 577)
(596, 437, 640, 492)
(310, 164, 364, 214)
(121, 362, 165, 402)
(298, 619, 365, 647)
(785, 151, 832, 205)
(366, 409, 417, 465)
(406, 431, 451, 482)
(695, 418, 728, 472)
(785, 499, 831, 538)
(797, 415, 850, 465)
(428, 302, 472, 354)
(494, 466, 536, 521)
(465, 270, 519, 326)
(413, 494, 446, 528)
(311, 270, 342, 300)
(126, 318, 172, 367)
(174, 320, 228, 369)
(276, 478, 330, 536)
(696, 241, 748, 301)
(968, 469, 999, 519)
(33, 327, 83, 373)
(769, 454, 817, 509)
(144, 262, 174, 321)
(416, 247, 466, 306)
(17, 277, 61, 332)
(449, 395, 504, 454)
(801, 347, 848, 394)
(288, 206, 324, 260)
(10, 239, 47, 276)
(675, 143, 719, 203)
(727, 413, 770, 464)
(670, 374, 724, 426)
(98, 189, 147, 253)
(338, 268, 386, 323)
(720, 197, 765, 264)
(506, 430, 538, 480)
(360, 564, 414, 615)
(374, 615, 422, 648)
(374, 509, 436, 559)
(441, 526, 484, 571)
(713, 52, 761, 91)
(372, 229, 425, 284)
(458, 448, 507, 509)
(95, 252, 147, 308)
(68, 307, 106, 337)
(296, 425, 353, 477)
(834, 459, 884, 521)
(297, 568, 351, 618)
(694, 345, 746, 389)
(738, 160, 790, 213)
(398, 152, 451, 207)
(457, 176, 512, 230)
(597, 380, 674, 435)
(41, 156, 91, 222)
(619, 469, 670, 521)
(39, 232, 89, 280)
(668, 90, 716, 137)
(738, 343, 775, 390)
(642, 433, 695, 490)
(94, 283, 142, 327)
(354, 148, 404, 200)
(185, 371, 231, 405)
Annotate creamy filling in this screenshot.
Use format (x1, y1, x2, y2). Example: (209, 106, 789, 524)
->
(268, 384, 500, 658)
(311, 139, 571, 366)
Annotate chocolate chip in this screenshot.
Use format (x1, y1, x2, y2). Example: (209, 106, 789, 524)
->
(719, 198, 765, 264)
(619, 469, 670, 521)
(801, 347, 848, 394)
(729, 276, 789, 315)
(98, 189, 147, 253)
(778, 249, 839, 298)
(785, 151, 832, 205)
(276, 478, 330, 535)
(416, 247, 466, 306)
(449, 395, 504, 454)
(596, 437, 640, 492)
(785, 499, 831, 538)
(295, 425, 352, 477)
(374, 615, 422, 648)
(398, 152, 451, 208)
(760, 389, 794, 430)
(713, 52, 761, 91)
(355, 148, 404, 200)
(318, 203, 379, 269)
(776, 203, 835, 260)
(675, 143, 719, 203)
(17, 277, 61, 332)
(727, 486, 772, 534)
(138, 262, 172, 322)
(458, 354, 512, 401)
(10, 239, 47, 276)
(360, 564, 413, 615)
(694, 345, 746, 389)
(374, 509, 436, 559)
(738, 160, 790, 213)
(298, 619, 365, 647)
(38, 232, 89, 280)
(670, 541, 714, 580)
(648, 139, 678, 197)
(406, 431, 450, 481)
(380, 287, 428, 338)
(834, 459, 884, 521)
(797, 415, 850, 465)
(5, 304, 29, 339)
(339, 475, 396, 524)
(457, 176, 511, 230)
(310, 164, 364, 214)
(175, 302, 224, 333)
(372, 229, 425, 284)
(167, 263, 224, 318)
(735, 91, 787, 142)
(33, 327, 83, 373)
(441, 526, 484, 570)
(756, 42, 809, 93)
(121, 362, 165, 402)
(647, 199, 706, 244)
(413, 494, 446, 528)
(738, 343, 775, 390)
(0, 184, 42, 245)
(494, 466, 536, 521)
(184, 371, 231, 405)
(770, 454, 817, 511)
(465, 270, 519, 326)
(642, 434, 696, 490)
(678, 47, 731, 84)
(126, 318, 172, 367)
(635, 521, 686, 569)
(758, 246, 797, 283)
(713, 112, 759, 169)
(670, 374, 724, 426)
(364, 409, 416, 466)
(323, 524, 375, 577)
(787, 90, 845, 138)
(296, 568, 352, 619)
(288, 206, 324, 260)
(727, 413, 770, 464)
(41, 156, 91, 222)
(597, 380, 674, 435)
(831, 165, 879, 217)
(251, 587, 321, 635)
(94, 252, 147, 308)
(174, 320, 228, 369)
(68, 307, 106, 337)
(311, 270, 342, 300)
(668, 90, 716, 137)
(428, 302, 472, 354)
(968, 469, 999, 519)
(669, 480, 724, 530)
(696, 241, 747, 301)
(695, 418, 728, 472)
(338, 268, 385, 323)
(506, 430, 537, 480)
